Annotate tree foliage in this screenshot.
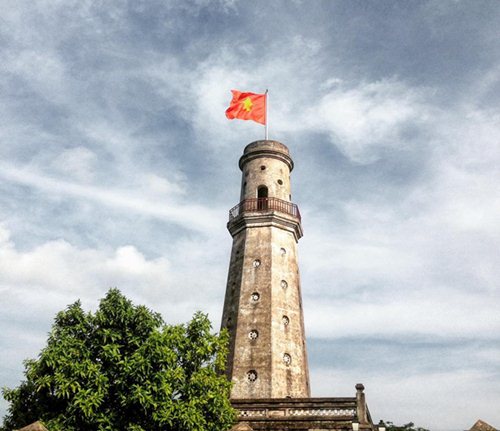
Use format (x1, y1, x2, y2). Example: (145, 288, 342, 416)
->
(386, 421, 430, 431)
(2, 289, 236, 431)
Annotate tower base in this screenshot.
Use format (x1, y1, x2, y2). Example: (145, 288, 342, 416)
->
(231, 395, 375, 431)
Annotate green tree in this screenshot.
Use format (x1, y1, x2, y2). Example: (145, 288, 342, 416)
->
(2, 289, 236, 431)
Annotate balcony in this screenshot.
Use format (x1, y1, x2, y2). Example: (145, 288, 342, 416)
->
(229, 197, 301, 222)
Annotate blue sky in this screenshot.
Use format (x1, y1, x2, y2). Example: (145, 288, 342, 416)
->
(1, 1, 500, 429)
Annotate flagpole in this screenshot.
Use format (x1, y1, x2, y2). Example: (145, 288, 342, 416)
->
(265, 89, 269, 140)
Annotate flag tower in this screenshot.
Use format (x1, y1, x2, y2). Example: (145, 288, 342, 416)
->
(222, 91, 378, 430)
(221, 139, 310, 399)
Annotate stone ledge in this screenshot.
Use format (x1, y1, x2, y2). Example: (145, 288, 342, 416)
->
(231, 397, 374, 431)
(227, 211, 303, 241)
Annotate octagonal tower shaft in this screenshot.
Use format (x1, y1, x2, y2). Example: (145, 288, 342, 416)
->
(221, 140, 310, 399)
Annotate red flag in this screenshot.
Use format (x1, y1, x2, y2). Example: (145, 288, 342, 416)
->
(225, 90, 266, 125)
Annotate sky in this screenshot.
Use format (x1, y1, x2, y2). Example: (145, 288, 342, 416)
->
(1, 1, 499, 429)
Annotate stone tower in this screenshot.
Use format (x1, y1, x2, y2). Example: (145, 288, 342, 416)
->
(221, 140, 310, 399)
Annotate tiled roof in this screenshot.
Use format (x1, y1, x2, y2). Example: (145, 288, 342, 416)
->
(470, 419, 498, 431)
(16, 421, 48, 431)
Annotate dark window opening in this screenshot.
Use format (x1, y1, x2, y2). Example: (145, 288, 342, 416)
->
(257, 186, 268, 210)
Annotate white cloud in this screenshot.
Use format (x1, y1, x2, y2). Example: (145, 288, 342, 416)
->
(311, 367, 500, 431)
(300, 169, 500, 340)
(50, 146, 98, 181)
(306, 79, 429, 161)
(15, 51, 67, 101)
(142, 173, 186, 197)
(303, 290, 500, 339)
(181, 54, 432, 163)
(0, 163, 219, 232)
(0, 225, 170, 297)
(298, 107, 500, 341)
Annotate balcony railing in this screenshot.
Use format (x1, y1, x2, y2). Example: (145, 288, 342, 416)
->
(229, 197, 301, 221)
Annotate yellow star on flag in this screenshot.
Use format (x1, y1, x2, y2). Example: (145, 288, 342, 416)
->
(242, 97, 253, 112)
(225, 90, 266, 125)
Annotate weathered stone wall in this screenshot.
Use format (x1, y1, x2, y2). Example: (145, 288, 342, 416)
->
(231, 396, 371, 431)
(239, 140, 293, 202)
(222, 140, 310, 399)
(270, 226, 309, 398)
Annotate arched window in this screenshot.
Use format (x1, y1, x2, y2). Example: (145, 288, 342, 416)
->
(257, 186, 268, 210)
(257, 186, 268, 198)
